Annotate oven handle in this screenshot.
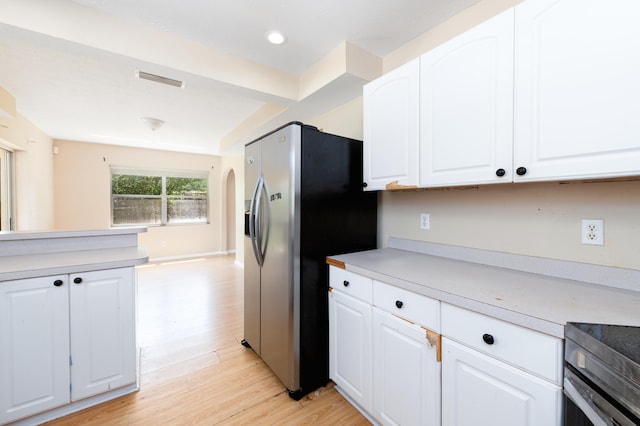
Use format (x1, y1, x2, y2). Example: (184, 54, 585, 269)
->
(564, 369, 631, 426)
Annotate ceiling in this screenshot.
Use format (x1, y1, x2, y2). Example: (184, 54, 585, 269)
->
(0, 0, 480, 156)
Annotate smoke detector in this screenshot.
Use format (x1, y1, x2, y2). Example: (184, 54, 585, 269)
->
(141, 117, 165, 131)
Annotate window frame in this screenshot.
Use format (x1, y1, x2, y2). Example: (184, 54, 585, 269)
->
(110, 166, 209, 227)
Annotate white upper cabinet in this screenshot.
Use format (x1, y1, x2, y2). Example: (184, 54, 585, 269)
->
(363, 59, 420, 190)
(365, 0, 640, 188)
(420, 8, 514, 187)
(514, 0, 640, 181)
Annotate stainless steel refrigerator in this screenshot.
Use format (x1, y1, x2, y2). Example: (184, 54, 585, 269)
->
(242, 122, 377, 400)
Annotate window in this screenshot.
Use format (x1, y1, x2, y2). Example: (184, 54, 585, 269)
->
(111, 167, 209, 226)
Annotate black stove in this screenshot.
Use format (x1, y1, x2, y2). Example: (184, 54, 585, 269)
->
(564, 323, 640, 426)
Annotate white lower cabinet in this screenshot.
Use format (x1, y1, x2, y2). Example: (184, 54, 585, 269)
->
(70, 268, 137, 401)
(329, 267, 564, 426)
(441, 303, 562, 426)
(329, 287, 373, 413)
(372, 308, 440, 426)
(329, 267, 441, 426)
(0, 275, 71, 424)
(0, 268, 137, 424)
(442, 338, 561, 426)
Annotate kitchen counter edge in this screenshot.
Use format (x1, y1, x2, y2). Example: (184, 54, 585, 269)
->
(327, 240, 640, 339)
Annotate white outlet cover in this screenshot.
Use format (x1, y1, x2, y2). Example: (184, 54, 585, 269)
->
(581, 219, 604, 245)
(420, 213, 430, 230)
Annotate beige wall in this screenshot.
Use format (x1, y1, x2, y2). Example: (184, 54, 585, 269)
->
(0, 108, 54, 231)
(52, 139, 224, 260)
(384, 0, 522, 72)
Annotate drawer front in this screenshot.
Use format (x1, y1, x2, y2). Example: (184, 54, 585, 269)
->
(329, 266, 373, 304)
(441, 303, 563, 385)
(373, 280, 440, 332)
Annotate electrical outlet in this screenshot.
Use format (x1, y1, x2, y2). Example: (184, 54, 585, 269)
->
(581, 219, 604, 245)
(420, 213, 430, 230)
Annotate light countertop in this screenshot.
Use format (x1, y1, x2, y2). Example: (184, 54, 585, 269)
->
(328, 240, 640, 339)
(0, 227, 148, 281)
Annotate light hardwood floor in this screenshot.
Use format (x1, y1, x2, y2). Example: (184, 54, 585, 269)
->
(45, 255, 370, 425)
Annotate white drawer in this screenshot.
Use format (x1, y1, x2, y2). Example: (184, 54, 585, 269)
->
(441, 303, 563, 385)
(373, 280, 440, 332)
(329, 266, 372, 304)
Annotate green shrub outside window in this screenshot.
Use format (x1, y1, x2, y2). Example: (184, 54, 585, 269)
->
(111, 170, 208, 226)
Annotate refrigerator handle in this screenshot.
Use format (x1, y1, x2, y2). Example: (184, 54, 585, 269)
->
(249, 176, 263, 266)
(259, 178, 270, 263)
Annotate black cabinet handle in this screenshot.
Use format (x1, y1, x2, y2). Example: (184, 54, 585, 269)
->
(53, 279, 63, 287)
(495, 168, 506, 177)
(482, 333, 495, 345)
(343, 280, 349, 287)
(73, 277, 83, 284)
(395, 300, 404, 309)
(516, 167, 527, 176)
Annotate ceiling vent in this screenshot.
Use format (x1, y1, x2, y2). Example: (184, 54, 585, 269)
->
(135, 70, 185, 89)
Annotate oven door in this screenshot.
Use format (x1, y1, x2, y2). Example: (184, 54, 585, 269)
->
(564, 367, 637, 426)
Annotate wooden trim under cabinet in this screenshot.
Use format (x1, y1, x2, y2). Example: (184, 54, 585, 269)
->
(326, 258, 345, 269)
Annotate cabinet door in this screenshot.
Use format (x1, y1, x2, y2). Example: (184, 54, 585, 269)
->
(363, 58, 420, 190)
(0, 275, 70, 424)
(514, 0, 640, 182)
(70, 268, 136, 400)
(372, 308, 440, 426)
(329, 289, 372, 413)
(420, 8, 514, 187)
(442, 338, 561, 426)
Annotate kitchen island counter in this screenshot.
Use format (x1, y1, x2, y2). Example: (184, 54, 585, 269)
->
(0, 227, 147, 424)
(0, 227, 148, 281)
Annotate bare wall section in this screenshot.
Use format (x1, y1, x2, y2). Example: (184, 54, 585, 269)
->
(0, 108, 54, 231)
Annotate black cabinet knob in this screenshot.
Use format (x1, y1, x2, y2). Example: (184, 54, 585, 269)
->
(516, 167, 527, 176)
(343, 280, 349, 287)
(482, 333, 495, 345)
(495, 168, 506, 177)
(73, 277, 83, 284)
(395, 300, 404, 309)
(362, 182, 368, 188)
(53, 279, 63, 287)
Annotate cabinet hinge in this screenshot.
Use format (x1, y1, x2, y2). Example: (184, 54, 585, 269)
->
(425, 329, 442, 363)
(69, 355, 73, 366)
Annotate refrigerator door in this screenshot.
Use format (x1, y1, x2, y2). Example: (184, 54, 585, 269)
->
(260, 124, 301, 391)
(243, 140, 261, 355)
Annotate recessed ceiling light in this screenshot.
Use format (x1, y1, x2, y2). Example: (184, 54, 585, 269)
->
(266, 31, 287, 45)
